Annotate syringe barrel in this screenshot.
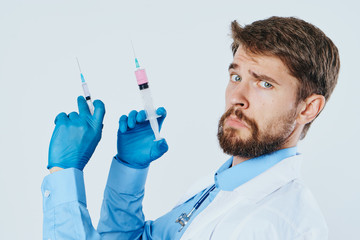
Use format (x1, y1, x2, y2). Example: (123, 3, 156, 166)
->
(82, 82, 94, 115)
(140, 88, 156, 117)
(149, 118, 161, 141)
(86, 100, 94, 115)
(82, 82, 91, 99)
(140, 88, 162, 141)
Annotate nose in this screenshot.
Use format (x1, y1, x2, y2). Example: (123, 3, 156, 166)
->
(227, 82, 250, 109)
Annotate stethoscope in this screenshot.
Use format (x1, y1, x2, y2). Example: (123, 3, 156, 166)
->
(175, 184, 216, 232)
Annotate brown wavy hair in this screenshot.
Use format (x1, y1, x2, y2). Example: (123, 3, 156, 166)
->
(231, 17, 340, 139)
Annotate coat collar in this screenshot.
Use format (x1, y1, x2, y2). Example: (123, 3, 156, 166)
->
(215, 147, 298, 191)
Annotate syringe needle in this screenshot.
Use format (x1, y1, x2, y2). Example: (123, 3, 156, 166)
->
(131, 40, 137, 58)
(76, 57, 82, 73)
(131, 40, 141, 68)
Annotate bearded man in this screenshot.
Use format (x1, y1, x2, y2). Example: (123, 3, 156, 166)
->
(42, 16, 339, 240)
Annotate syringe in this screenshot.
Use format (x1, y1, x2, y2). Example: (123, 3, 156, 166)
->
(132, 51, 162, 141)
(76, 57, 94, 115)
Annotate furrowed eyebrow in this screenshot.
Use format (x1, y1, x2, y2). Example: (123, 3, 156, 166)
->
(228, 63, 239, 71)
(249, 70, 280, 85)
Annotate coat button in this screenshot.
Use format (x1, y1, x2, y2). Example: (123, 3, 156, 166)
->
(44, 190, 51, 198)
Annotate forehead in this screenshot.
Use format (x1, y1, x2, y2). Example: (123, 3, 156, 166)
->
(232, 47, 299, 88)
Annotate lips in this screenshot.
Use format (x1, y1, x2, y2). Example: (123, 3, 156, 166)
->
(225, 115, 249, 129)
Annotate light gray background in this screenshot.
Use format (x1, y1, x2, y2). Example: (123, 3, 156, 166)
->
(0, 0, 359, 239)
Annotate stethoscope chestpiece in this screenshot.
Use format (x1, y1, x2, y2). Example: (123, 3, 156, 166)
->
(175, 184, 216, 232)
(176, 212, 190, 232)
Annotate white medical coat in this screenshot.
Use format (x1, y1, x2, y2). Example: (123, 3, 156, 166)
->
(179, 155, 328, 240)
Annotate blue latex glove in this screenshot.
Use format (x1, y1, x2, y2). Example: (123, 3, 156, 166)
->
(48, 96, 106, 171)
(116, 107, 169, 169)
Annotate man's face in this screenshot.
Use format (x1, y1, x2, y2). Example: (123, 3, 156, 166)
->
(218, 46, 301, 158)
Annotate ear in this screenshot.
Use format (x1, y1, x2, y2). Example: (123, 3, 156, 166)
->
(296, 94, 326, 125)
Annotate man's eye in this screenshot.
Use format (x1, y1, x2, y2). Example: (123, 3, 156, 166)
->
(259, 81, 273, 89)
(231, 74, 242, 82)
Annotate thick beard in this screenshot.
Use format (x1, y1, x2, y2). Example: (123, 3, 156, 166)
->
(217, 107, 296, 158)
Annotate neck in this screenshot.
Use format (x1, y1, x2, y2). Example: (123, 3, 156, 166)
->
(232, 156, 251, 167)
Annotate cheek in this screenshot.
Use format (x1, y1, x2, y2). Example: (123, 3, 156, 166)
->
(254, 90, 296, 114)
(259, 105, 297, 131)
(252, 100, 282, 128)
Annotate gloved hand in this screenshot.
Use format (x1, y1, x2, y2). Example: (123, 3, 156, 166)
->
(48, 96, 106, 171)
(116, 107, 169, 169)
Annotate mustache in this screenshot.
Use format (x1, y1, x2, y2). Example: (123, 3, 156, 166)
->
(220, 107, 255, 128)
(218, 106, 260, 142)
